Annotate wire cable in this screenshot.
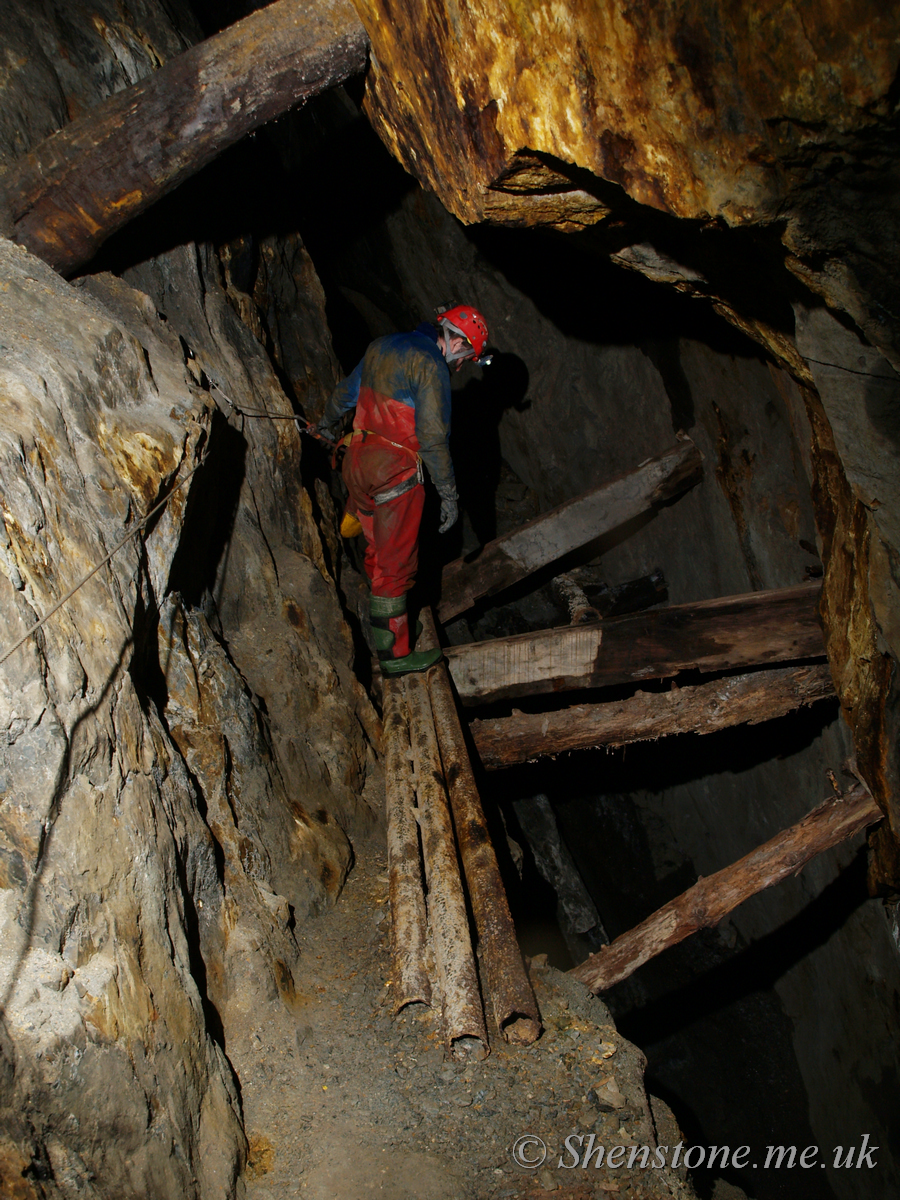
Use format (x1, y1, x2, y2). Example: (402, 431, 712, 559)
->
(0, 450, 209, 669)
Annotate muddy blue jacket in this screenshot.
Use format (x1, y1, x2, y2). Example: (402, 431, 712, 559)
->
(321, 325, 455, 496)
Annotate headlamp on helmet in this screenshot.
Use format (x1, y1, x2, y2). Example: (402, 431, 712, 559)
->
(436, 304, 492, 367)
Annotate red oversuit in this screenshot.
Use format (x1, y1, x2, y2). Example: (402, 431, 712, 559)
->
(321, 325, 455, 599)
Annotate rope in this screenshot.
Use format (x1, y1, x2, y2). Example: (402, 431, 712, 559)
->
(208, 378, 293, 420)
(0, 449, 209, 669)
(207, 377, 334, 447)
(804, 355, 899, 382)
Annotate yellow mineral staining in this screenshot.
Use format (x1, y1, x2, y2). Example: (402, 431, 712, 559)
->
(107, 189, 145, 214)
(95, 421, 177, 507)
(360, 0, 895, 228)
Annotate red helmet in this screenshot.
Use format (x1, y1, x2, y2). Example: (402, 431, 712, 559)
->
(437, 304, 490, 364)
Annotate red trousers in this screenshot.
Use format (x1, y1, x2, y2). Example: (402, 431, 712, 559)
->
(342, 440, 424, 598)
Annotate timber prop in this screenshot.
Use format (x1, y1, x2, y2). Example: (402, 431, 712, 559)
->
(470, 663, 836, 769)
(0, 0, 368, 276)
(438, 438, 702, 623)
(445, 582, 825, 706)
(570, 779, 883, 994)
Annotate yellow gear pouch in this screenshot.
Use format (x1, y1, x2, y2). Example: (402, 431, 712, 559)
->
(340, 511, 363, 538)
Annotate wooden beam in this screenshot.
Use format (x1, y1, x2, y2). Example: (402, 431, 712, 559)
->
(0, 0, 368, 276)
(438, 438, 702, 624)
(470, 663, 836, 769)
(382, 677, 431, 1011)
(419, 611, 541, 1045)
(512, 794, 608, 952)
(445, 582, 824, 706)
(403, 672, 488, 1059)
(551, 571, 603, 625)
(570, 781, 883, 994)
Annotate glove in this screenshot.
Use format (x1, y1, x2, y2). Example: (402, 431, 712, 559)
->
(438, 487, 458, 534)
(316, 417, 340, 442)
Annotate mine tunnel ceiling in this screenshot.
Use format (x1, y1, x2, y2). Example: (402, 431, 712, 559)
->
(1, 0, 897, 373)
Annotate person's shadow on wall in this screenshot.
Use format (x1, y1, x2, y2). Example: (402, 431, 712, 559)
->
(450, 352, 530, 548)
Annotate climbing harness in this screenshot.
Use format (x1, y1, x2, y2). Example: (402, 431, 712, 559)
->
(372, 465, 424, 506)
(333, 427, 420, 463)
(332, 429, 424, 504)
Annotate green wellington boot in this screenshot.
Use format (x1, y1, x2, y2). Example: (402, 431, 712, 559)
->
(370, 594, 442, 676)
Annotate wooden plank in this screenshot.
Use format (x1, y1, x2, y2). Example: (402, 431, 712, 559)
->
(437, 438, 702, 623)
(0, 0, 368, 276)
(470, 663, 836, 768)
(570, 781, 882, 994)
(445, 582, 824, 706)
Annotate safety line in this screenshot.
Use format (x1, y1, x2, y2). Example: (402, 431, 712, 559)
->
(804, 355, 899, 381)
(209, 378, 301, 421)
(206, 376, 337, 452)
(0, 450, 209, 669)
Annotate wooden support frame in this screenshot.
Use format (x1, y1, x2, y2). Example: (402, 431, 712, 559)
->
(438, 438, 702, 623)
(570, 781, 883, 994)
(445, 582, 825, 706)
(0, 0, 368, 276)
(470, 663, 836, 769)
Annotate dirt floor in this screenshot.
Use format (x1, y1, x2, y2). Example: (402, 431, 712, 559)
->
(239, 844, 706, 1200)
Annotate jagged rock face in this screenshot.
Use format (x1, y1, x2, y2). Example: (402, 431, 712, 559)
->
(355, 0, 899, 370)
(0, 6, 382, 1192)
(0, 240, 242, 1195)
(358, 0, 894, 225)
(0, 228, 378, 1194)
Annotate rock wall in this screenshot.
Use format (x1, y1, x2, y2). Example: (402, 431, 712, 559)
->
(0, 7, 381, 1196)
(354, 0, 900, 369)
